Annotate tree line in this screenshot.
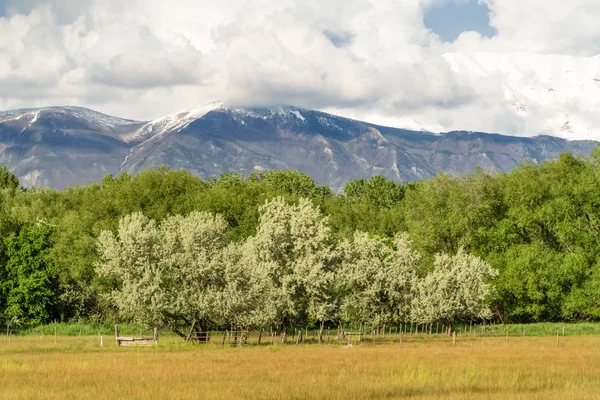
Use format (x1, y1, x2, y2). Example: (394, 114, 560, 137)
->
(96, 199, 495, 339)
(1, 147, 600, 328)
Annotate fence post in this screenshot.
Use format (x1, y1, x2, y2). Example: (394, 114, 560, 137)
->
(115, 325, 119, 347)
(452, 331, 456, 346)
(153, 327, 158, 345)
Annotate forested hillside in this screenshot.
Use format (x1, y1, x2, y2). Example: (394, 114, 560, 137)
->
(2, 146, 600, 329)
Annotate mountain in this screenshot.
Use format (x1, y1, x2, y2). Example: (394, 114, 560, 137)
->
(0, 107, 144, 188)
(0, 103, 597, 190)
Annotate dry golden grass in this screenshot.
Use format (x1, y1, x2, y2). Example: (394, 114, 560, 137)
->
(1, 334, 600, 399)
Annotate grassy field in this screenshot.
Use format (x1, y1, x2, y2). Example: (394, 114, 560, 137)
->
(1, 334, 600, 399)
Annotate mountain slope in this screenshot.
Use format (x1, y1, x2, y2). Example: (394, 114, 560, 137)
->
(0, 104, 596, 190)
(0, 107, 143, 187)
(120, 104, 597, 190)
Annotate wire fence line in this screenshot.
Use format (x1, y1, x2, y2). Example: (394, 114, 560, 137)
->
(3, 321, 600, 346)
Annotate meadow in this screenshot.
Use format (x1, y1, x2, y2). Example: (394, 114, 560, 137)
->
(2, 331, 600, 399)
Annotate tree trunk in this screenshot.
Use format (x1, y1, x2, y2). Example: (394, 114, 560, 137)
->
(318, 320, 325, 343)
(185, 319, 197, 343)
(337, 321, 345, 342)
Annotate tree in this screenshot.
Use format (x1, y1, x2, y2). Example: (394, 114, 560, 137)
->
(96, 211, 230, 338)
(343, 175, 404, 209)
(412, 248, 498, 333)
(158, 211, 229, 336)
(337, 232, 419, 331)
(96, 213, 166, 328)
(0, 166, 20, 192)
(241, 197, 337, 341)
(2, 223, 58, 324)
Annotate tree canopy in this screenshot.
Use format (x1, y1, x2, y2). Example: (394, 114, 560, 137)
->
(2, 147, 600, 327)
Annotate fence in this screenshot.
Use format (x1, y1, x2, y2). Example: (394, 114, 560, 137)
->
(115, 325, 158, 346)
(3, 321, 598, 349)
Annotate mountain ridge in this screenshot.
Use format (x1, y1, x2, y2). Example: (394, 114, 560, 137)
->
(0, 104, 596, 190)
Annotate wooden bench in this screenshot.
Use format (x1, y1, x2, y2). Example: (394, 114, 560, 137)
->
(115, 325, 158, 347)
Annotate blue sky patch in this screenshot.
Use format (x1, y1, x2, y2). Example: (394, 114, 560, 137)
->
(424, 0, 497, 42)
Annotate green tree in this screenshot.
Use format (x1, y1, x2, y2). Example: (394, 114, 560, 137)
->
(2, 223, 58, 324)
(0, 166, 20, 192)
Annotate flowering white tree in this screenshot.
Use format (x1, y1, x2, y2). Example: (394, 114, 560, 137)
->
(242, 197, 337, 341)
(96, 213, 168, 328)
(96, 202, 499, 342)
(337, 232, 419, 330)
(158, 211, 229, 337)
(412, 247, 498, 334)
(96, 211, 230, 339)
(213, 242, 274, 331)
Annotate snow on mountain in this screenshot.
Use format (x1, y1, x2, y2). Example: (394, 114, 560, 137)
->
(125, 101, 227, 144)
(443, 52, 600, 140)
(60, 106, 141, 129)
(126, 101, 406, 144)
(0, 106, 140, 130)
(0, 102, 597, 190)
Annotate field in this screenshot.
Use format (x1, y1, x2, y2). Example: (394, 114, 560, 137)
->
(2, 332, 600, 399)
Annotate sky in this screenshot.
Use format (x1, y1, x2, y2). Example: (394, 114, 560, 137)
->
(0, 0, 599, 139)
(424, 0, 496, 42)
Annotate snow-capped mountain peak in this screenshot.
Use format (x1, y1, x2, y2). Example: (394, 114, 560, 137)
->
(126, 101, 228, 144)
(0, 106, 140, 131)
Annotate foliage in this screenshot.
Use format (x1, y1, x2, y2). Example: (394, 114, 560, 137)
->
(5, 146, 600, 326)
(96, 211, 231, 336)
(337, 232, 419, 327)
(412, 248, 498, 327)
(1, 224, 58, 324)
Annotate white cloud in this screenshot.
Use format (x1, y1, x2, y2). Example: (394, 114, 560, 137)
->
(482, 0, 600, 56)
(0, 0, 599, 139)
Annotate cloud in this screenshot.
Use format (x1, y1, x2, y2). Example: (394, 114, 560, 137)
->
(482, 0, 600, 56)
(0, 0, 598, 139)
